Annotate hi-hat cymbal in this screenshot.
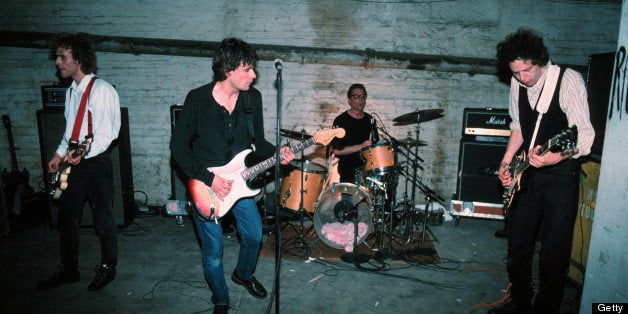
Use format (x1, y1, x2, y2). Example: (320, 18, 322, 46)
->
(280, 129, 312, 140)
(393, 109, 444, 126)
(397, 138, 427, 147)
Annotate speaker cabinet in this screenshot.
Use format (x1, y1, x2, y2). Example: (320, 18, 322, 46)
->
(586, 52, 615, 161)
(170, 105, 188, 201)
(456, 140, 507, 204)
(36, 108, 136, 227)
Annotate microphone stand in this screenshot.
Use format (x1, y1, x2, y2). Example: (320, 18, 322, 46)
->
(340, 199, 371, 264)
(273, 64, 283, 314)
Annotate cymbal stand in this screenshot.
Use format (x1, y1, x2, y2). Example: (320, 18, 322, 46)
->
(407, 178, 445, 255)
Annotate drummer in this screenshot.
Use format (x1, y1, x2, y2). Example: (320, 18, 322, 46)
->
(331, 83, 380, 183)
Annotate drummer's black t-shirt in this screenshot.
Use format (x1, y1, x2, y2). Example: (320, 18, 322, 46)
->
(332, 111, 376, 183)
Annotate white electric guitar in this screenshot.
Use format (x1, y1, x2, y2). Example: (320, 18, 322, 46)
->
(189, 128, 345, 220)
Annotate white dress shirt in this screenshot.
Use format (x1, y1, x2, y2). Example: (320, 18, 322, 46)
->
(55, 74, 121, 159)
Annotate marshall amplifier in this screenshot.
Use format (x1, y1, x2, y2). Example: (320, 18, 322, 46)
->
(41, 84, 70, 109)
(462, 107, 511, 138)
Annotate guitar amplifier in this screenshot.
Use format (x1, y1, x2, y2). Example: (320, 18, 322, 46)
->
(462, 108, 511, 137)
(41, 84, 69, 109)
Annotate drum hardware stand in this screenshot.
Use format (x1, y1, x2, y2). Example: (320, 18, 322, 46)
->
(280, 145, 315, 247)
(405, 178, 445, 256)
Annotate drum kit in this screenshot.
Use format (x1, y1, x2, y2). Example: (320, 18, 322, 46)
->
(272, 109, 446, 262)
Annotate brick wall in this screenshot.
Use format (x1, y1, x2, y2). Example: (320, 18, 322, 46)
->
(0, 0, 621, 206)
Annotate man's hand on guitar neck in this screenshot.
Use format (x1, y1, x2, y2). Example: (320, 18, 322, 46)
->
(528, 145, 574, 168)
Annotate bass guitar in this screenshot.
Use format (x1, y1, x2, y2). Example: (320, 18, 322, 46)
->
(502, 125, 578, 208)
(189, 127, 345, 220)
(48, 138, 92, 199)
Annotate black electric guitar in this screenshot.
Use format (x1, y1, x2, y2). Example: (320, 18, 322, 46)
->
(188, 128, 345, 220)
(502, 125, 578, 208)
(1, 115, 36, 224)
(48, 138, 92, 199)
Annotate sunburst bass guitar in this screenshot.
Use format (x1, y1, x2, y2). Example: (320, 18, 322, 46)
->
(502, 125, 578, 209)
(189, 128, 345, 220)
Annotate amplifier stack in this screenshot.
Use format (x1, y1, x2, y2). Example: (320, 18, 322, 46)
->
(452, 108, 510, 221)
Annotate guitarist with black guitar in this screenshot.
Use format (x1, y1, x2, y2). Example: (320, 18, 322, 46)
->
(170, 38, 297, 314)
(38, 33, 121, 292)
(488, 29, 596, 314)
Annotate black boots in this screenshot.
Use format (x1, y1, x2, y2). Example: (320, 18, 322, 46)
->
(87, 263, 116, 291)
(37, 264, 80, 289)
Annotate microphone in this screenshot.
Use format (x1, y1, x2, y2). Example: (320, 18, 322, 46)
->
(274, 59, 283, 72)
(370, 117, 379, 143)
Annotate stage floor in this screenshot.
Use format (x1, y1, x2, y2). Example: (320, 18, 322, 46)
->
(0, 208, 581, 313)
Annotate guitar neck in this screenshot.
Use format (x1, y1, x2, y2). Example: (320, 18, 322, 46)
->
(242, 138, 315, 180)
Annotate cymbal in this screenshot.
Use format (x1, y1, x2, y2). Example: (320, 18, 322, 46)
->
(280, 128, 312, 140)
(393, 109, 444, 126)
(397, 138, 427, 147)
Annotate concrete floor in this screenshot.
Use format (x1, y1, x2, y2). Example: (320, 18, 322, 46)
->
(0, 201, 582, 314)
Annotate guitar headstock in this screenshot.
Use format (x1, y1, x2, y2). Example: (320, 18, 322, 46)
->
(313, 127, 346, 146)
(553, 125, 578, 156)
(1, 115, 10, 129)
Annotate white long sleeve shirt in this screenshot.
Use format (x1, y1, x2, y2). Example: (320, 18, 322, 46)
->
(55, 74, 121, 159)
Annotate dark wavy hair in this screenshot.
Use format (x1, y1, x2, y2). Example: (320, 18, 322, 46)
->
(347, 83, 367, 99)
(212, 38, 258, 82)
(52, 32, 97, 74)
(495, 28, 549, 83)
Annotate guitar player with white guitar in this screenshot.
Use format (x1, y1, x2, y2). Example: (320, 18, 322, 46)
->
(170, 38, 297, 314)
(489, 29, 595, 314)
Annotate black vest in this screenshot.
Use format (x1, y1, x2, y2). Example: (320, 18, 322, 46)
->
(518, 67, 569, 153)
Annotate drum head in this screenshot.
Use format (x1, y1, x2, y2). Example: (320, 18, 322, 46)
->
(314, 183, 372, 251)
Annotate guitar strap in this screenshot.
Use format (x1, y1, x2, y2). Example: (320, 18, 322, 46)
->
(243, 92, 256, 151)
(527, 66, 564, 151)
(70, 76, 97, 145)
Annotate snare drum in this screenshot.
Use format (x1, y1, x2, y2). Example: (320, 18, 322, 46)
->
(360, 142, 395, 174)
(278, 160, 327, 213)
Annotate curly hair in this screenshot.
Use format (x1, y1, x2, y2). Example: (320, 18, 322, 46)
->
(495, 28, 549, 83)
(52, 32, 98, 74)
(212, 38, 258, 82)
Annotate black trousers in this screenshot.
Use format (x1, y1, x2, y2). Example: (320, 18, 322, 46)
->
(506, 159, 580, 313)
(58, 152, 117, 267)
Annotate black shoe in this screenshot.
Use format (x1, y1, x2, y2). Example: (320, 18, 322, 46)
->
(494, 229, 509, 238)
(213, 305, 229, 314)
(87, 264, 116, 291)
(487, 298, 532, 314)
(231, 273, 267, 299)
(37, 265, 80, 289)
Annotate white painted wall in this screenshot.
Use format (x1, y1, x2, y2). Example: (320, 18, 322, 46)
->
(0, 0, 622, 206)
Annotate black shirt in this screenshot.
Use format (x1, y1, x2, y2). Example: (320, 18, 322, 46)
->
(170, 82, 275, 186)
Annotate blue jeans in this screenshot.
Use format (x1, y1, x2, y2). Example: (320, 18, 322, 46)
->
(193, 197, 262, 306)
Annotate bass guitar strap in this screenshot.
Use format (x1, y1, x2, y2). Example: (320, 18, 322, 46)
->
(69, 76, 97, 145)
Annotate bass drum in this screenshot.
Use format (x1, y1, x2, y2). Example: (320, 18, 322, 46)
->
(313, 183, 372, 251)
